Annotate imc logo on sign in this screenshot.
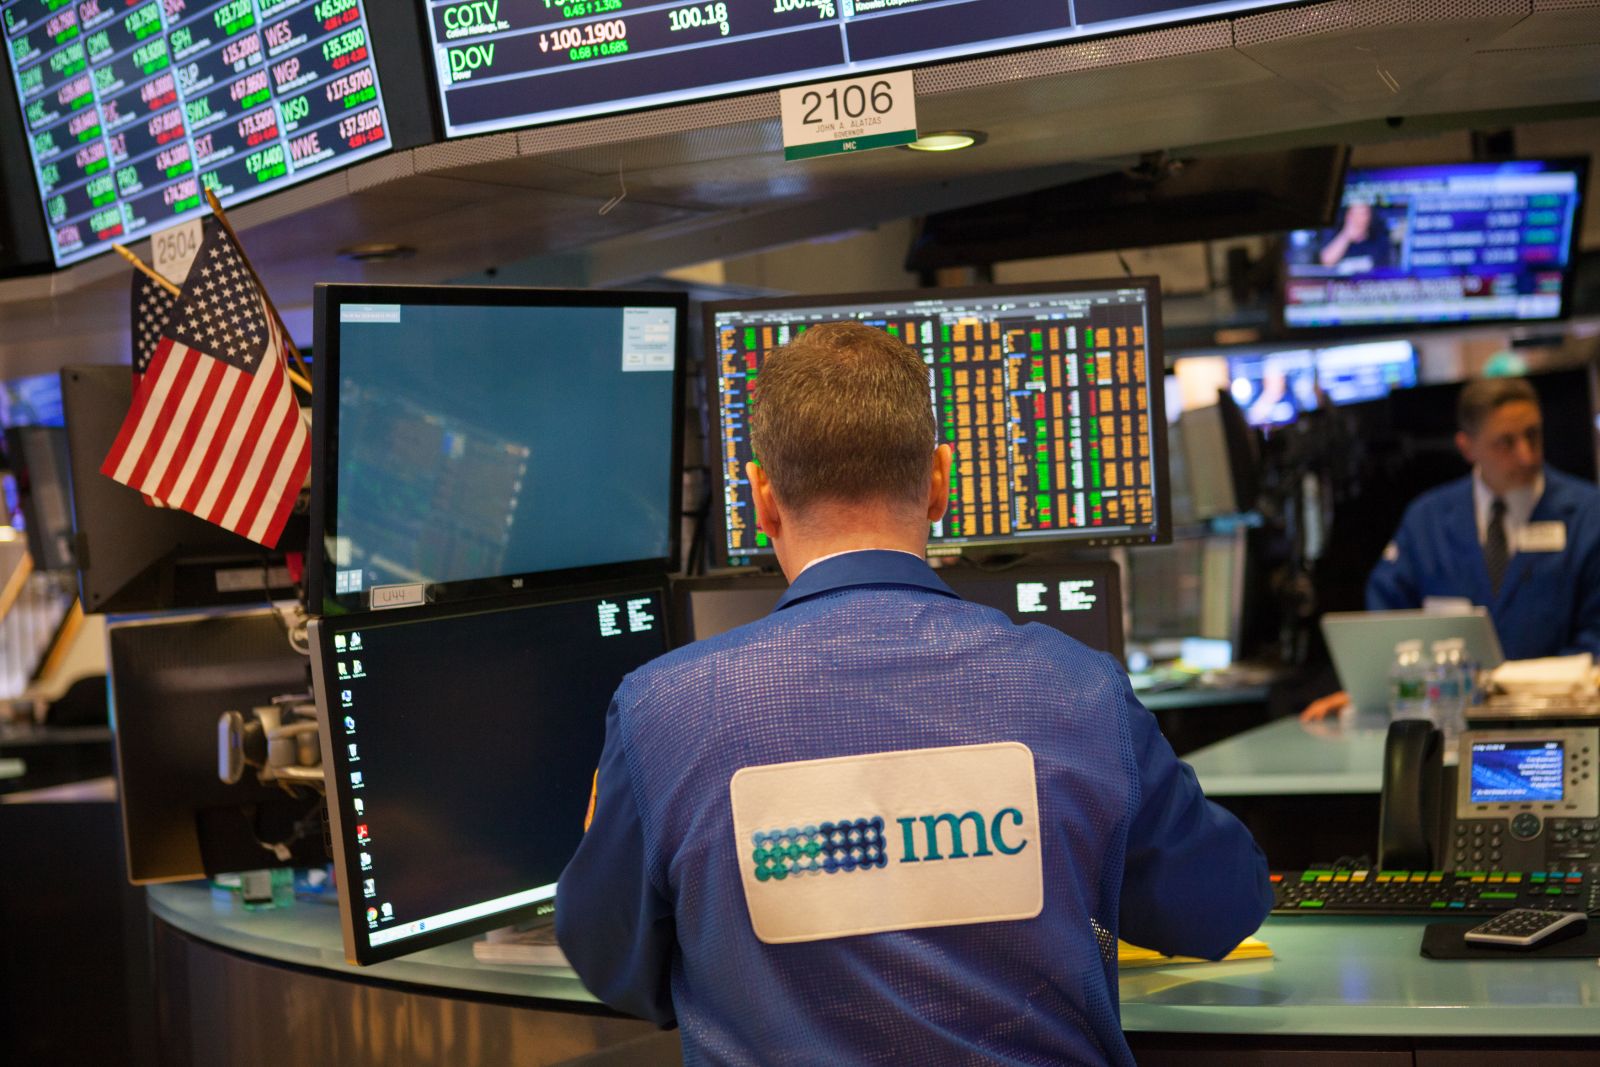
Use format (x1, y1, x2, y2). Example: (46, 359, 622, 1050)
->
(752, 808, 1028, 884)
(751, 818, 887, 882)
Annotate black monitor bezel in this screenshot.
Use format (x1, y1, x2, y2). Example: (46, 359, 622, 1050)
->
(312, 577, 673, 966)
(701, 277, 1171, 569)
(1278, 156, 1591, 339)
(308, 283, 688, 617)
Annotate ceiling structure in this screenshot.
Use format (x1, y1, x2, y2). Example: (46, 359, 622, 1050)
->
(1, 0, 1598, 374)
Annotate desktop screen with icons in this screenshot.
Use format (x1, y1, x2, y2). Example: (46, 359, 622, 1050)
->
(312, 581, 670, 965)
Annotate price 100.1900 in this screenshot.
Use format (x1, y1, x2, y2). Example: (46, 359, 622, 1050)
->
(538, 19, 627, 53)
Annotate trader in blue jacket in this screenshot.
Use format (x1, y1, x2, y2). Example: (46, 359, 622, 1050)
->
(557, 321, 1272, 1065)
(1366, 376, 1600, 660)
(1305, 377, 1600, 721)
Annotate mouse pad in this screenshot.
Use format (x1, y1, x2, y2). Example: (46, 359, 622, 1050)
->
(1421, 920, 1600, 959)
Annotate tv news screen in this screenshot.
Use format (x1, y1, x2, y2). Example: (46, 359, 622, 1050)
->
(1283, 159, 1586, 330)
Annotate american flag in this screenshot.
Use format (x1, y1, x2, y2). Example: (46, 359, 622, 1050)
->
(101, 225, 309, 548)
(130, 262, 182, 508)
(130, 268, 179, 392)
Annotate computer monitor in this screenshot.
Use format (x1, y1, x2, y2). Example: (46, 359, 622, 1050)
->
(671, 573, 788, 642)
(60, 365, 300, 613)
(1314, 341, 1417, 406)
(1124, 532, 1244, 651)
(706, 279, 1169, 565)
(1, 0, 430, 268)
(671, 560, 1123, 658)
(941, 561, 1124, 661)
(312, 580, 672, 965)
(1222, 341, 1418, 429)
(5, 425, 75, 572)
(1174, 398, 1258, 519)
(1283, 159, 1587, 330)
(309, 285, 687, 615)
(110, 607, 326, 884)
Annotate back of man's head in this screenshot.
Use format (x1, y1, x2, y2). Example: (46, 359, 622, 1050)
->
(1457, 376, 1539, 436)
(749, 321, 935, 514)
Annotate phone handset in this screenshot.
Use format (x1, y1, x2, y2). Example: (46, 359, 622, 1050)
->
(1378, 719, 1443, 870)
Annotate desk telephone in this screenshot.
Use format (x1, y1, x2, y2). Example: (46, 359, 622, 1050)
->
(1273, 721, 1600, 916)
(1379, 720, 1600, 874)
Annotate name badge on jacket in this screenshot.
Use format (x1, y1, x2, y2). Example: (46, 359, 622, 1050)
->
(1517, 521, 1566, 553)
(729, 742, 1043, 944)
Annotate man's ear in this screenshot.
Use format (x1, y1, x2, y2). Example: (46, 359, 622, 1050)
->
(747, 461, 782, 541)
(1454, 430, 1475, 467)
(927, 443, 954, 523)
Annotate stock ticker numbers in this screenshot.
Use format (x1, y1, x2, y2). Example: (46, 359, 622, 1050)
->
(427, 0, 1289, 137)
(3, 0, 394, 265)
(713, 293, 1157, 558)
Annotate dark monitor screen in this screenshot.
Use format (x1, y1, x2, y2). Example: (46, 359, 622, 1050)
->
(61, 363, 299, 613)
(672, 560, 1123, 659)
(5, 424, 75, 571)
(2, 0, 403, 266)
(110, 607, 324, 883)
(941, 561, 1123, 661)
(1283, 159, 1587, 330)
(313, 582, 671, 965)
(309, 284, 686, 615)
(706, 279, 1169, 565)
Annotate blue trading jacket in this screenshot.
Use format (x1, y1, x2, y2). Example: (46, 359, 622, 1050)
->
(557, 550, 1272, 1066)
(1367, 469, 1600, 660)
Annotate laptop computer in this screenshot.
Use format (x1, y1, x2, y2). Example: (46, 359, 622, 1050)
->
(1321, 609, 1505, 713)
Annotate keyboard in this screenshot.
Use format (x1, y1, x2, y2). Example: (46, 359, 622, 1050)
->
(1271, 868, 1600, 916)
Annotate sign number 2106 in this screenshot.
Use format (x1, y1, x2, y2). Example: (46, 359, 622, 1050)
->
(800, 80, 894, 124)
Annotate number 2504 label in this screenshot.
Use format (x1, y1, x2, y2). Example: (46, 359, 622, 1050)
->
(779, 70, 916, 161)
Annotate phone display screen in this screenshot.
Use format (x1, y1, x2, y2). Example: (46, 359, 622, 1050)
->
(1470, 740, 1564, 804)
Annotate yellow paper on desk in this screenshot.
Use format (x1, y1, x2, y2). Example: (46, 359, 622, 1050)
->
(1117, 936, 1272, 967)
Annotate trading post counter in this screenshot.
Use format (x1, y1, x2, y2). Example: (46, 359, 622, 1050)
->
(148, 883, 1600, 1066)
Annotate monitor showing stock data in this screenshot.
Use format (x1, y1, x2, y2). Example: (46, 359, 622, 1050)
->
(1283, 160, 1586, 329)
(2, 0, 396, 265)
(426, 0, 1296, 138)
(706, 279, 1170, 563)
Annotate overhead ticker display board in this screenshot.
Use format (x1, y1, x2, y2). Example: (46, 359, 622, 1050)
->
(3, 0, 395, 266)
(428, 0, 1293, 138)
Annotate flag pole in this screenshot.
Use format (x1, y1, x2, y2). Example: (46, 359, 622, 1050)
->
(111, 244, 179, 297)
(203, 188, 313, 392)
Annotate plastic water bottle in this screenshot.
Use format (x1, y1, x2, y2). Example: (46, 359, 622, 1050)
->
(1388, 640, 1429, 722)
(1428, 638, 1467, 757)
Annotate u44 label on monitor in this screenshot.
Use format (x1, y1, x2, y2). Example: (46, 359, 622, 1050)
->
(780, 71, 916, 161)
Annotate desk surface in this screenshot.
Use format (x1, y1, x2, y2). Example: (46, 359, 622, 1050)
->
(147, 883, 1600, 1038)
(1185, 716, 1386, 797)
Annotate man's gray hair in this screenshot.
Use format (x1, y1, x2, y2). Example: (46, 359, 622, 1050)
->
(1457, 377, 1539, 436)
(748, 321, 936, 512)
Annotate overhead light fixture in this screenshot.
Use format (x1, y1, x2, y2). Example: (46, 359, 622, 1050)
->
(902, 131, 985, 153)
(336, 242, 416, 262)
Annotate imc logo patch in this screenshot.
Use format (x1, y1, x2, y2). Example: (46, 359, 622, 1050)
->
(730, 742, 1044, 943)
(750, 818, 888, 882)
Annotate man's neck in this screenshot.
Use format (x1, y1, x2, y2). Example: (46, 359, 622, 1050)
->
(775, 525, 929, 583)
